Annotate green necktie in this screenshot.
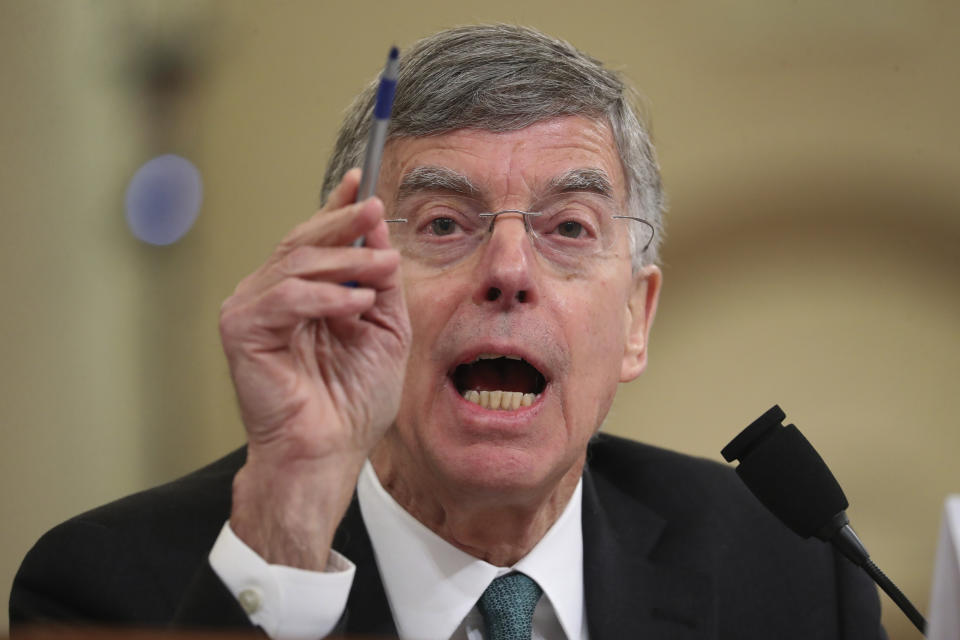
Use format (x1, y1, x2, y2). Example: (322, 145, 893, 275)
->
(477, 572, 544, 640)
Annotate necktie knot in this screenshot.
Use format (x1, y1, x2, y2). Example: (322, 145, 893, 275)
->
(477, 572, 543, 640)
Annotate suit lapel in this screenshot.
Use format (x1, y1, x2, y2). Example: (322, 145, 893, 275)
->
(582, 465, 716, 640)
(334, 495, 399, 636)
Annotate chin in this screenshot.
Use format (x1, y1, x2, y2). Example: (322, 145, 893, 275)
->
(428, 437, 574, 501)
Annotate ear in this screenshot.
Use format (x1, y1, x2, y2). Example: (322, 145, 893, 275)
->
(620, 265, 662, 382)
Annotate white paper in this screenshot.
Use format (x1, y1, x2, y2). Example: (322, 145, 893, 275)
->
(928, 495, 960, 640)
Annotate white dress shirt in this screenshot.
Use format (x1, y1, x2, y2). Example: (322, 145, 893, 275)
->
(358, 461, 588, 640)
(211, 462, 588, 640)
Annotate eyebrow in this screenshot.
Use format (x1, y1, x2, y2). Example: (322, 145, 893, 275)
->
(544, 168, 615, 199)
(397, 166, 481, 201)
(395, 165, 615, 204)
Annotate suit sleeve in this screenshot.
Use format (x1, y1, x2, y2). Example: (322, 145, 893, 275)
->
(8, 515, 254, 633)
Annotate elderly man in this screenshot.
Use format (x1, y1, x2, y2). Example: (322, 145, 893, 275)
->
(12, 25, 885, 639)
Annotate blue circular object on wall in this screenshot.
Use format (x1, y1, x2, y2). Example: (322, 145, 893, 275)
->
(125, 154, 203, 245)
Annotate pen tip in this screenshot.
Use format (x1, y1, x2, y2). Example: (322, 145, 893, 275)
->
(389, 45, 399, 59)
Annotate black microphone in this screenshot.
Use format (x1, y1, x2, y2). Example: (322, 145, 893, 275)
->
(722, 405, 927, 635)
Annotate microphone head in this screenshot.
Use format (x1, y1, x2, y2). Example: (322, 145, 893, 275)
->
(722, 405, 849, 539)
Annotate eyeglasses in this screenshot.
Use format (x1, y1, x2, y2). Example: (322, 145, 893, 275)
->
(385, 192, 654, 270)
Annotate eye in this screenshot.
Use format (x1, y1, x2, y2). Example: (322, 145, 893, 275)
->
(556, 220, 584, 238)
(429, 217, 458, 236)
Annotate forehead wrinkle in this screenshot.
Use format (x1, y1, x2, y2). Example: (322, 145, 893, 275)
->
(397, 166, 483, 202)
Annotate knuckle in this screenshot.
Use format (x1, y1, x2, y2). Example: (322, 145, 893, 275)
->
(275, 235, 300, 256)
(231, 272, 256, 296)
(219, 298, 234, 322)
(270, 278, 309, 307)
(280, 245, 315, 276)
(276, 219, 314, 253)
(218, 300, 244, 340)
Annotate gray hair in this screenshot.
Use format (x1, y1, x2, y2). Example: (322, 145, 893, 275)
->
(320, 24, 665, 267)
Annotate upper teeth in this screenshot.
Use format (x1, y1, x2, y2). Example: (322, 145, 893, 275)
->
(462, 389, 537, 410)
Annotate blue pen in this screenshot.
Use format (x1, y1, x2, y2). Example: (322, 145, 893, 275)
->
(353, 46, 399, 248)
(344, 46, 398, 288)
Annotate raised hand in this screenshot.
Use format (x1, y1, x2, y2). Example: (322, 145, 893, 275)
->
(219, 169, 410, 569)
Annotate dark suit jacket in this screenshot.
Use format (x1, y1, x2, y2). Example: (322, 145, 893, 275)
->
(10, 433, 886, 638)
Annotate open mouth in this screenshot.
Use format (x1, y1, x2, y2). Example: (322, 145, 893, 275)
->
(451, 354, 548, 411)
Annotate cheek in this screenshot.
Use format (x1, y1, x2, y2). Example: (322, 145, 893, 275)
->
(567, 277, 628, 361)
(399, 266, 465, 395)
(558, 280, 630, 421)
(401, 273, 441, 377)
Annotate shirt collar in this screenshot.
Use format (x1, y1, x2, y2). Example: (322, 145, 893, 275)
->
(357, 460, 585, 640)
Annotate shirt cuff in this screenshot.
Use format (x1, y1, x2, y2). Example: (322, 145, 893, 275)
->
(209, 521, 355, 639)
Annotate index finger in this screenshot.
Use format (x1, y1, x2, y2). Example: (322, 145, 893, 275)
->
(323, 168, 363, 212)
(280, 196, 385, 253)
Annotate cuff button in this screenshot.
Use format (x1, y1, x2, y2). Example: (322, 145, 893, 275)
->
(238, 588, 262, 615)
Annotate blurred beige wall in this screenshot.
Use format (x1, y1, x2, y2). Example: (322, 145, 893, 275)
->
(1, 1, 957, 638)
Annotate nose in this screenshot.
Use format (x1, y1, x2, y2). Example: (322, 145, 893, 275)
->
(473, 212, 539, 307)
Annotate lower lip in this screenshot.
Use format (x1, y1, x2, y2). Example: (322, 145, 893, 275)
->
(445, 378, 547, 423)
